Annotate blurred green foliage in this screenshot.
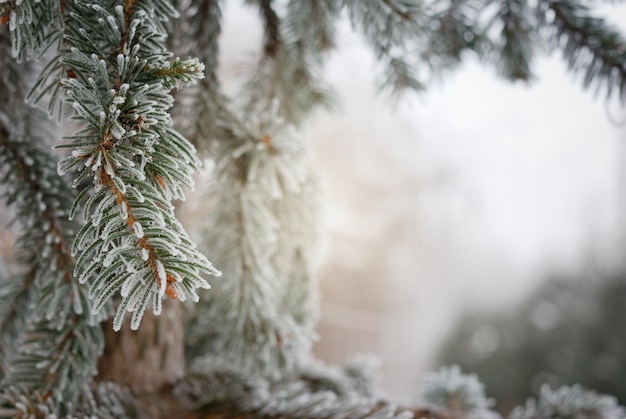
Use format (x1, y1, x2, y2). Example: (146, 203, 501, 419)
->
(437, 269, 626, 415)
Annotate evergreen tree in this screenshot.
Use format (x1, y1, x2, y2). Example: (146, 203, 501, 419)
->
(437, 270, 626, 415)
(1, 0, 626, 417)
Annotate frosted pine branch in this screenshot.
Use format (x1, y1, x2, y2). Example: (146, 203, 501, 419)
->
(420, 365, 501, 419)
(189, 121, 313, 376)
(0, 30, 104, 404)
(174, 358, 431, 419)
(509, 384, 626, 419)
(52, 0, 219, 330)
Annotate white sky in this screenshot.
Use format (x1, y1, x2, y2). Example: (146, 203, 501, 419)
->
(315, 18, 624, 285)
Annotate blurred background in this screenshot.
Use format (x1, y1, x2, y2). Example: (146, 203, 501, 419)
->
(214, 1, 626, 415)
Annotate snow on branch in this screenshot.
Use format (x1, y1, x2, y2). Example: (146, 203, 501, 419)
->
(52, 0, 220, 330)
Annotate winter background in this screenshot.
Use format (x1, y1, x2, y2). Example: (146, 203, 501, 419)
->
(0, 0, 621, 410)
(208, 0, 626, 406)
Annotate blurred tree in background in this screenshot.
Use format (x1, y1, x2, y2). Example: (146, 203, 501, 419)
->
(437, 269, 626, 415)
(1, 0, 626, 417)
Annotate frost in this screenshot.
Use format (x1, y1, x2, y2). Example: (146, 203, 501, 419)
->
(72, 176, 84, 189)
(113, 176, 127, 194)
(91, 194, 116, 227)
(132, 222, 144, 239)
(9, 9, 17, 31)
(110, 116, 125, 139)
(92, 153, 103, 172)
(104, 160, 116, 177)
(130, 308, 145, 330)
(420, 365, 495, 415)
(510, 385, 626, 419)
(154, 259, 166, 282)
(153, 292, 163, 315)
(102, 247, 116, 267)
(49, 256, 58, 272)
(84, 154, 95, 168)
(155, 259, 167, 299)
(57, 160, 70, 176)
(112, 95, 125, 105)
(141, 248, 150, 261)
(170, 271, 183, 282)
(120, 201, 128, 219)
(22, 155, 34, 166)
(120, 275, 137, 298)
(36, 360, 51, 369)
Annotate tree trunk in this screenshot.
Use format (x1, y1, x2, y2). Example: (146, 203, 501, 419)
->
(96, 298, 185, 418)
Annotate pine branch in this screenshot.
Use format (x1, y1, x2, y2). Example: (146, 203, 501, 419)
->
(241, 44, 335, 127)
(246, 0, 282, 57)
(538, 0, 626, 100)
(0, 29, 105, 405)
(419, 366, 500, 418)
(381, 0, 417, 20)
(422, 0, 486, 70)
(509, 384, 626, 419)
(185, 1, 330, 377)
(344, 0, 425, 49)
(240, 1, 340, 126)
(0, 387, 57, 418)
(0, 0, 62, 62)
(51, 0, 220, 331)
(284, 0, 339, 54)
(188, 120, 313, 376)
(344, 0, 426, 95)
(170, 0, 244, 155)
(0, 134, 76, 381)
(0, 118, 105, 405)
(232, 0, 341, 127)
(168, 0, 221, 81)
(0, 268, 34, 381)
(0, 381, 138, 418)
(174, 358, 432, 419)
(486, 0, 536, 81)
(272, 174, 321, 333)
(184, 83, 241, 155)
(8, 313, 105, 403)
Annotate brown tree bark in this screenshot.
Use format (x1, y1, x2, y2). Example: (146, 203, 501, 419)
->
(96, 298, 186, 418)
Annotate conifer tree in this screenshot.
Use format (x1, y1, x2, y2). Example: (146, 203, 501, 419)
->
(1, 0, 626, 418)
